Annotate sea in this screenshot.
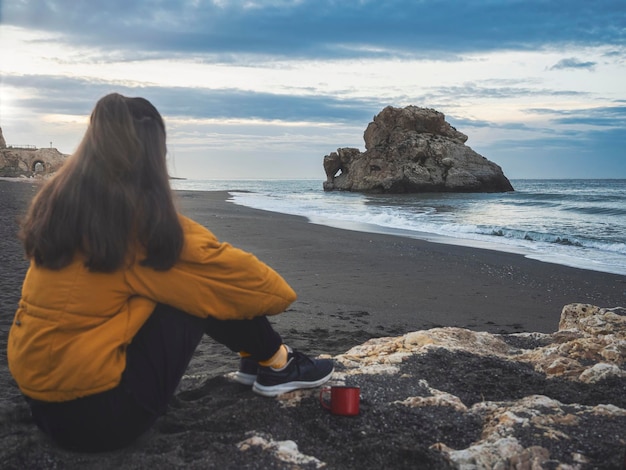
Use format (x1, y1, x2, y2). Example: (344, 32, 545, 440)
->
(170, 179, 626, 277)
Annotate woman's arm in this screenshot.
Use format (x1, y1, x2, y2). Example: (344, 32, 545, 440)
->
(125, 216, 297, 319)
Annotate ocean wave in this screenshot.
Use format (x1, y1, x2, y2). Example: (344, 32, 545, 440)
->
(562, 205, 626, 216)
(489, 228, 583, 246)
(502, 200, 561, 208)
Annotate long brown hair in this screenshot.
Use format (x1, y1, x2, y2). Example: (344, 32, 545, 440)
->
(20, 93, 183, 272)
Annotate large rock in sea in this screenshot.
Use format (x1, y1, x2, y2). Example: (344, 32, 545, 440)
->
(323, 106, 514, 193)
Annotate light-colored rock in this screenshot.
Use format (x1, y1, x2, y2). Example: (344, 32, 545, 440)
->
(433, 437, 542, 470)
(518, 304, 626, 378)
(559, 304, 626, 337)
(237, 433, 327, 468)
(395, 379, 468, 412)
(337, 327, 517, 370)
(323, 106, 514, 193)
(579, 362, 626, 383)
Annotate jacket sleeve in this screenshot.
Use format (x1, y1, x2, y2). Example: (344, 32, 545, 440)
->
(124, 216, 297, 320)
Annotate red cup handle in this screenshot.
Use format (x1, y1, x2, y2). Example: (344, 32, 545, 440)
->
(319, 387, 331, 410)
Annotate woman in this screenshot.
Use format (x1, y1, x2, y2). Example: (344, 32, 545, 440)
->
(7, 93, 333, 452)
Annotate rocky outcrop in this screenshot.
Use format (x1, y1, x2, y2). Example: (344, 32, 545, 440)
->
(2, 304, 624, 469)
(326, 303, 626, 468)
(323, 106, 514, 193)
(0, 128, 68, 177)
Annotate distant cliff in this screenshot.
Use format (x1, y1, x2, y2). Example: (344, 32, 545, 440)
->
(0, 127, 68, 178)
(323, 106, 513, 193)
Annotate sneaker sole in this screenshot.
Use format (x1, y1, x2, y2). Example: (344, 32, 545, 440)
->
(252, 367, 334, 397)
(233, 372, 257, 386)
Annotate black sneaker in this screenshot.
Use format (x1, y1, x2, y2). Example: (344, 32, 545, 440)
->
(252, 348, 334, 397)
(233, 357, 258, 386)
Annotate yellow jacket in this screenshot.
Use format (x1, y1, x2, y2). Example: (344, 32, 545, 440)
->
(8, 215, 297, 402)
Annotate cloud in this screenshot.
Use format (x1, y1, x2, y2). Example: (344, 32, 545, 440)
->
(4, 0, 626, 60)
(549, 58, 597, 71)
(449, 117, 534, 132)
(422, 83, 587, 103)
(1, 73, 381, 124)
(526, 106, 626, 128)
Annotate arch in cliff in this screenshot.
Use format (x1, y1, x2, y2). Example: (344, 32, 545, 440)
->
(33, 160, 45, 173)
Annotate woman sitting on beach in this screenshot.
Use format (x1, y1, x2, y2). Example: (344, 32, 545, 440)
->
(7, 93, 333, 452)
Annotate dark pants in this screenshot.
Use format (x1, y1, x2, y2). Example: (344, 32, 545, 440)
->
(27, 304, 283, 452)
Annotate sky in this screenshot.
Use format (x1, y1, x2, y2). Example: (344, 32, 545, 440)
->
(1, 0, 625, 180)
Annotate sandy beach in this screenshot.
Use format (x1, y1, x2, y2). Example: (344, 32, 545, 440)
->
(1, 179, 625, 469)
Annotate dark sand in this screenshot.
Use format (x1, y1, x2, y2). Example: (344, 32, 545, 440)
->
(1, 179, 625, 469)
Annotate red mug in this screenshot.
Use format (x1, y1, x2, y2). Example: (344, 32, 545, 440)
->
(319, 386, 360, 416)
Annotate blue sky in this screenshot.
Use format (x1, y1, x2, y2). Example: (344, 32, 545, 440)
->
(1, 0, 625, 179)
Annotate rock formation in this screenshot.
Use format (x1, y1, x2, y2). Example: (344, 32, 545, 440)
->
(327, 303, 626, 468)
(0, 127, 68, 177)
(323, 106, 514, 193)
(1, 303, 624, 469)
